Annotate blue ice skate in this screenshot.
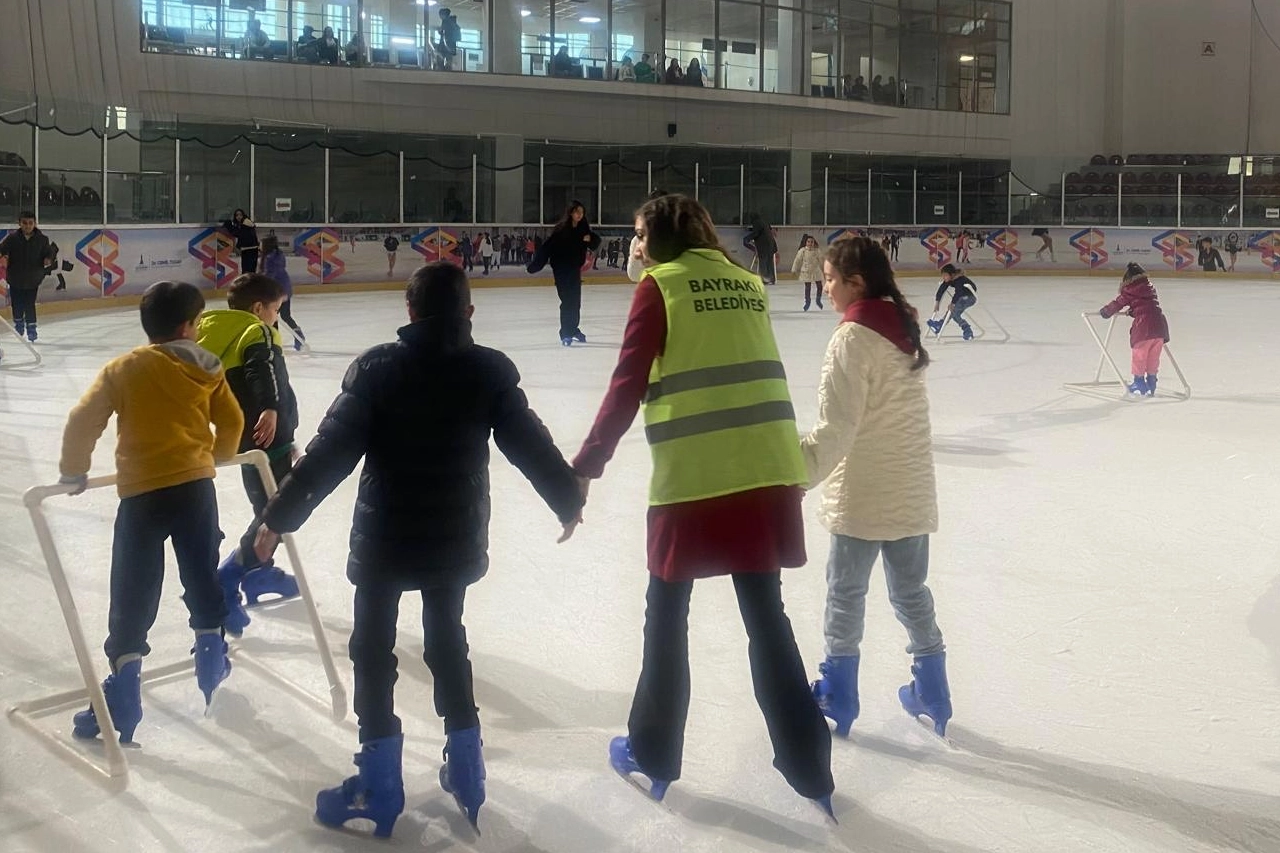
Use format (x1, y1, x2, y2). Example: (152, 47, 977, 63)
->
(1126, 375, 1148, 396)
(561, 337, 573, 347)
(1144, 374, 1157, 396)
(439, 726, 487, 830)
(72, 657, 143, 743)
(898, 652, 952, 737)
(926, 318, 943, 334)
(608, 736, 671, 801)
(811, 655, 859, 737)
(316, 734, 405, 838)
(218, 552, 300, 637)
(960, 324, 974, 341)
(241, 563, 300, 606)
(572, 331, 587, 343)
(192, 631, 231, 706)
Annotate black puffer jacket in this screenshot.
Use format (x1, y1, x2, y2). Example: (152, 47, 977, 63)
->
(261, 317, 583, 587)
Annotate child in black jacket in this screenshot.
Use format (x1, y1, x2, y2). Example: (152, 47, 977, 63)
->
(254, 262, 584, 838)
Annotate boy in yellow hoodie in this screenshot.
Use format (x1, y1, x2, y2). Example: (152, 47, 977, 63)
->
(60, 280, 244, 743)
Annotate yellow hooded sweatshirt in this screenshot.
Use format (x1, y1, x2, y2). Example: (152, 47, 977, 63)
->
(60, 339, 245, 498)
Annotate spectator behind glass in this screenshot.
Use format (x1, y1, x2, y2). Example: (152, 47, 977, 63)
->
(871, 74, 885, 103)
(551, 46, 575, 78)
(848, 75, 868, 100)
(345, 32, 363, 65)
(684, 58, 705, 87)
(296, 24, 318, 62)
(243, 18, 269, 58)
(437, 8, 461, 70)
(664, 58, 683, 85)
(634, 53, 658, 83)
(617, 55, 636, 82)
(317, 26, 340, 64)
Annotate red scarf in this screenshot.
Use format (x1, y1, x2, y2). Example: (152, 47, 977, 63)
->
(842, 298, 916, 356)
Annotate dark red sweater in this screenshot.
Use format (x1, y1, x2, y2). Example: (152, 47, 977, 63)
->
(573, 277, 805, 582)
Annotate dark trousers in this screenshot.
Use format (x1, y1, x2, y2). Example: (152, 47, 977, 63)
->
(104, 479, 227, 663)
(9, 287, 38, 328)
(236, 453, 294, 569)
(277, 298, 304, 339)
(756, 252, 777, 284)
(239, 248, 259, 274)
(554, 268, 583, 339)
(482, 256, 491, 274)
(350, 579, 478, 743)
(628, 573, 834, 799)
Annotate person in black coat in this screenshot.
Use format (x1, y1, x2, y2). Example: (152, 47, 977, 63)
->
(252, 262, 585, 836)
(223, 208, 260, 273)
(527, 200, 601, 346)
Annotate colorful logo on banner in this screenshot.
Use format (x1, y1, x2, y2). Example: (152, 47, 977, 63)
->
(985, 229, 1022, 268)
(75, 229, 126, 295)
(1069, 228, 1109, 268)
(824, 229, 862, 244)
(1247, 231, 1280, 272)
(188, 227, 239, 288)
(1151, 230, 1196, 271)
(0, 228, 8, 301)
(411, 227, 460, 265)
(294, 228, 345, 281)
(919, 228, 953, 267)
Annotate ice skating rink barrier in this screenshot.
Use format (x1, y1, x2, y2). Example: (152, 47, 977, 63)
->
(0, 314, 42, 367)
(7, 450, 347, 786)
(925, 304, 1010, 344)
(1063, 312, 1190, 402)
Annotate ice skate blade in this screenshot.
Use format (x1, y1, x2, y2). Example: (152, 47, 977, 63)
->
(813, 795, 838, 824)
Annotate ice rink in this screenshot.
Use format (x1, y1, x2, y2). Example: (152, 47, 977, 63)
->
(2, 275, 1279, 853)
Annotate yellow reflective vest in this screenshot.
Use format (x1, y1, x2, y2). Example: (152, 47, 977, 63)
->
(643, 248, 807, 506)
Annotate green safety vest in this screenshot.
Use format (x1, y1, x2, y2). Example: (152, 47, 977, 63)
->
(643, 248, 807, 506)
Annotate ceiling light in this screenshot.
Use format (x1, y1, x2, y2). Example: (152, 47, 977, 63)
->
(959, 54, 975, 62)
(391, 37, 416, 45)
(580, 16, 602, 24)
(520, 8, 532, 16)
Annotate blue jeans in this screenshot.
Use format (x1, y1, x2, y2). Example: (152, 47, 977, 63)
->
(104, 479, 227, 663)
(950, 293, 976, 330)
(823, 534, 945, 658)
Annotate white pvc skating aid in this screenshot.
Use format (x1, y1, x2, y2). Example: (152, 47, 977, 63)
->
(7, 450, 347, 787)
(1063, 312, 1190, 402)
(0, 313, 42, 368)
(926, 304, 1010, 344)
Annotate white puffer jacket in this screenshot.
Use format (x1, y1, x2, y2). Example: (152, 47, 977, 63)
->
(792, 246, 823, 281)
(801, 319, 938, 541)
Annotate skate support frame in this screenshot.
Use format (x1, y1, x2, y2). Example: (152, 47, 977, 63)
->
(0, 313, 42, 367)
(1063, 312, 1190, 402)
(926, 304, 1010, 344)
(7, 450, 347, 786)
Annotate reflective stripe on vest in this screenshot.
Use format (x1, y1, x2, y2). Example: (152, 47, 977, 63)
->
(642, 248, 807, 506)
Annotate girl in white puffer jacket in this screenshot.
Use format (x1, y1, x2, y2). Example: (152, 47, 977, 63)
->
(791, 234, 824, 311)
(799, 235, 953, 741)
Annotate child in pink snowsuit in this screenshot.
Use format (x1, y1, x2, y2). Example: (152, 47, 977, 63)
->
(1100, 263, 1170, 397)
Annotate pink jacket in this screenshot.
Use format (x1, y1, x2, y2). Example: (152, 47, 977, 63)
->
(1100, 275, 1170, 346)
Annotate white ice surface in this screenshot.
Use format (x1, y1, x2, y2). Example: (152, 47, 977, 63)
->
(2, 277, 1279, 853)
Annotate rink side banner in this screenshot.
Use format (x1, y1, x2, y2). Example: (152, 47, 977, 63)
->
(4, 225, 1280, 307)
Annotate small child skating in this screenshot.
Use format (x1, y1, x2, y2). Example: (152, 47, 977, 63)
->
(928, 263, 978, 340)
(1100, 262, 1170, 397)
(252, 262, 584, 837)
(801, 236, 951, 739)
(384, 234, 400, 278)
(60, 281, 244, 741)
(792, 234, 824, 311)
(261, 234, 306, 351)
(196, 273, 302, 635)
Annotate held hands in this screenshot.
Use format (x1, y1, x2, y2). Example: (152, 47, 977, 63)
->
(557, 476, 591, 543)
(58, 474, 88, 496)
(253, 526, 282, 564)
(254, 409, 278, 448)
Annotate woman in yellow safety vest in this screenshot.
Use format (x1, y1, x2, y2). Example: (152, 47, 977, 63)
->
(571, 194, 836, 816)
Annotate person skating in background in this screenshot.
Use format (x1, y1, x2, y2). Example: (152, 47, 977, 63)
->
(889, 230, 901, 262)
(801, 236, 951, 740)
(223, 208, 260, 274)
(251, 263, 585, 837)
(1224, 232, 1241, 272)
(384, 233, 400, 278)
(1100, 262, 1170, 397)
(479, 232, 495, 275)
(196, 274, 303, 636)
(527, 200, 600, 345)
(792, 233, 824, 311)
(61, 281, 244, 741)
(1197, 237, 1225, 272)
(928, 263, 978, 340)
(0, 211, 55, 341)
(955, 230, 971, 264)
(261, 234, 305, 350)
(747, 214, 779, 285)
(1031, 227, 1055, 262)
(458, 231, 474, 272)
(573, 193, 835, 816)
